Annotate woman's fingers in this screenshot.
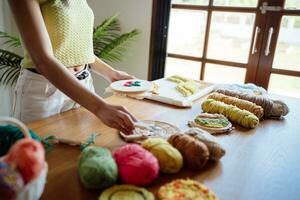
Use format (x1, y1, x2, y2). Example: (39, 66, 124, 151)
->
(117, 112, 135, 133)
(118, 106, 138, 122)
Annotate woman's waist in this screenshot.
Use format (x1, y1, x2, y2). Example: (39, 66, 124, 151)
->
(26, 64, 88, 76)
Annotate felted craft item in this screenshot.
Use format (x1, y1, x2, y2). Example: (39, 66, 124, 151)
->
(0, 162, 24, 200)
(79, 147, 118, 190)
(202, 99, 259, 129)
(113, 144, 159, 186)
(176, 80, 200, 97)
(168, 134, 209, 171)
(141, 138, 183, 174)
(119, 120, 180, 142)
(184, 128, 225, 161)
(99, 185, 155, 200)
(167, 75, 190, 83)
(157, 179, 218, 200)
(188, 113, 233, 134)
(0, 125, 41, 157)
(208, 92, 264, 119)
(216, 89, 289, 118)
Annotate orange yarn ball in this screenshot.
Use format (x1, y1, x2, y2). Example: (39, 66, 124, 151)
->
(5, 138, 45, 183)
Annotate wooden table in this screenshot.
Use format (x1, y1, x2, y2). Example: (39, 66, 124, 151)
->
(27, 95, 300, 200)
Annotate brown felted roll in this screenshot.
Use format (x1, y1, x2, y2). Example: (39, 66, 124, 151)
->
(168, 134, 209, 171)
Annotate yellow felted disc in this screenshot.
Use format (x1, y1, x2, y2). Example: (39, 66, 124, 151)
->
(99, 185, 154, 200)
(157, 179, 218, 200)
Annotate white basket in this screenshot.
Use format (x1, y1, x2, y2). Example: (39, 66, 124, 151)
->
(0, 117, 48, 200)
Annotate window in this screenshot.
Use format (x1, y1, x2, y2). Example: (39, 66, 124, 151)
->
(150, 0, 300, 98)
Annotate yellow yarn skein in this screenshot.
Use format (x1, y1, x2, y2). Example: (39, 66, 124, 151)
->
(208, 92, 264, 119)
(202, 99, 259, 129)
(141, 138, 183, 174)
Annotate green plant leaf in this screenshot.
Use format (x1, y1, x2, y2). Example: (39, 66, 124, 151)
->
(0, 31, 21, 48)
(97, 29, 140, 63)
(93, 14, 121, 40)
(0, 49, 22, 86)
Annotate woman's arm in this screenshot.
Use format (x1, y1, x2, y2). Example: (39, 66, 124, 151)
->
(8, 0, 136, 133)
(90, 56, 135, 82)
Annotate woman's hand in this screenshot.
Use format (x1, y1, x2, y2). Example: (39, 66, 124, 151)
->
(110, 70, 135, 82)
(96, 102, 137, 134)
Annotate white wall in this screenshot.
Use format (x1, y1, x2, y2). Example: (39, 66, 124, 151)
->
(0, 0, 153, 116)
(88, 0, 152, 96)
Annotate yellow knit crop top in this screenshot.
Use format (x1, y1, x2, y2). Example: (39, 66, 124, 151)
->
(21, 0, 95, 68)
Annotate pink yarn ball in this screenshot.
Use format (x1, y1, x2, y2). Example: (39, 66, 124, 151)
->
(4, 138, 45, 183)
(113, 144, 159, 186)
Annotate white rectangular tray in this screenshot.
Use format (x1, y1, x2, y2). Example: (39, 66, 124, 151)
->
(146, 78, 215, 107)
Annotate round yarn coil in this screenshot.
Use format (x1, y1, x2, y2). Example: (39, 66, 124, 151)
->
(79, 147, 118, 190)
(202, 99, 259, 129)
(208, 92, 264, 119)
(4, 138, 45, 184)
(157, 179, 218, 200)
(99, 184, 155, 200)
(0, 162, 24, 200)
(216, 89, 289, 118)
(141, 138, 183, 174)
(168, 134, 209, 171)
(185, 128, 225, 161)
(113, 144, 159, 186)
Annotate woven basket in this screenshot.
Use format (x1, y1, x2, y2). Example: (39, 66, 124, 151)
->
(0, 117, 48, 200)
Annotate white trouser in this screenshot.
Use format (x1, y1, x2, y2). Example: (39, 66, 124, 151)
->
(12, 67, 94, 123)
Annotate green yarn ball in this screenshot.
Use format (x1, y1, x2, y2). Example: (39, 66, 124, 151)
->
(79, 147, 118, 190)
(0, 125, 41, 156)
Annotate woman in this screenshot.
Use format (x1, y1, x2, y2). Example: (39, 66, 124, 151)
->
(8, 0, 137, 134)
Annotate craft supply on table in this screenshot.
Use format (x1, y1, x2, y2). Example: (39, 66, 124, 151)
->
(215, 83, 267, 95)
(157, 179, 218, 200)
(168, 134, 209, 171)
(113, 144, 159, 186)
(4, 138, 45, 184)
(119, 120, 180, 142)
(0, 125, 41, 157)
(0, 162, 24, 200)
(184, 128, 225, 161)
(167, 75, 190, 83)
(176, 80, 200, 97)
(0, 117, 47, 200)
(146, 77, 215, 107)
(79, 147, 118, 190)
(110, 79, 153, 93)
(208, 92, 264, 119)
(42, 133, 101, 152)
(188, 113, 233, 134)
(202, 99, 260, 129)
(141, 138, 183, 174)
(99, 184, 154, 200)
(216, 89, 289, 118)
(106, 81, 160, 100)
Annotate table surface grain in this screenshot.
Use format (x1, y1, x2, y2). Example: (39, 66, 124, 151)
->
(27, 95, 300, 200)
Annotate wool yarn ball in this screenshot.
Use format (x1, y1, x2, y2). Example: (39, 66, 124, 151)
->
(113, 144, 159, 186)
(79, 147, 118, 190)
(0, 162, 24, 200)
(141, 138, 183, 174)
(4, 138, 45, 183)
(168, 134, 209, 171)
(0, 125, 41, 157)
